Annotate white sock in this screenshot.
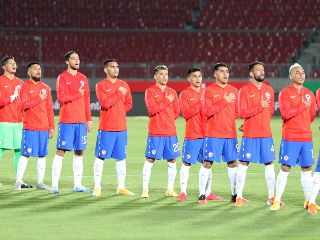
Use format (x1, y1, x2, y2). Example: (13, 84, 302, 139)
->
(142, 161, 153, 189)
(228, 167, 237, 196)
(301, 170, 313, 201)
(116, 159, 126, 189)
(167, 161, 177, 189)
(275, 170, 289, 202)
(309, 172, 320, 204)
(205, 168, 212, 196)
(180, 164, 190, 194)
(52, 154, 63, 188)
(93, 158, 104, 189)
(73, 155, 83, 187)
(265, 164, 275, 199)
(16, 156, 29, 183)
(235, 164, 248, 198)
(37, 157, 46, 184)
(199, 166, 210, 196)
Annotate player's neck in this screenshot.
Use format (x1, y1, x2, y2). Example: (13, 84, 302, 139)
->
(107, 77, 117, 84)
(251, 79, 262, 88)
(292, 83, 303, 91)
(67, 68, 78, 76)
(31, 79, 41, 84)
(190, 85, 200, 92)
(4, 72, 15, 80)
(156, 82, 166, 90)
(215, 80, 227, 88)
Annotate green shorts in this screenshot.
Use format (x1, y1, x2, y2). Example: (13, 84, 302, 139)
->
(0, 122, 23, 150)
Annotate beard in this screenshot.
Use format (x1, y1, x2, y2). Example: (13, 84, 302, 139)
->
(254, 74, 264, 82)
(31, 76, 41, 82)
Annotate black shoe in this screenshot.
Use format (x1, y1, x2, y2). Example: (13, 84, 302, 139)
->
(231, 194, 237, 202)
(198, 195, 207, 204)
(21, 183, 33, 188)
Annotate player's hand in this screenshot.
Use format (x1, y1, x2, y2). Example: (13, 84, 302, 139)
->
(261, 98, 270, 108)
(87, 121, 93, 132)
(166, 93, 174, 102)
(223, 92, 235, 103)
(14, 85, 21, 95)
(49, 129, 54, 139)
(39, 91, 48, 100)
(78, 86, 85, 96)
(238, 124, 243, 132)
(302, 99, 311, 108)
(118, 86, 127, 95)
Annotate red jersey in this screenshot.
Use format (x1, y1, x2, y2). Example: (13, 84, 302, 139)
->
(204, 83, 238, 138)
(96, 79, 132, 131)
(180, 86, 205, 140)
(279, 85, 316, 142)
(20, 80, 54, 130)
(0, 74, 23, 123)
(56, 71, 92, 123)
(238, 82, 274, 138)
(145, 85, 180, 136)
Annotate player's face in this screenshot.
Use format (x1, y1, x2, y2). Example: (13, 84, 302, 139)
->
(290, 66, 305, 85)
(67, 53, 80, 70)
(188, 71, 202, 88)
(154, 69, 168, 86)
(105, 61, 119, 78)
(251, 64, 265, 82)
(215, 66, 229, 84)
(28, 64, 41, 81)
(2, 59, 17, 74)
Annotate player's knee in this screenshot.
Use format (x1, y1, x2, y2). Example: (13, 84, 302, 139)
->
(74, 150, 83, 156)
(182, 161, 191, 166)
(203, 160, 212, 168)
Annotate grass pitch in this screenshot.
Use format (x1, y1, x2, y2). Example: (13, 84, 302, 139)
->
(0, 116, 320, 240)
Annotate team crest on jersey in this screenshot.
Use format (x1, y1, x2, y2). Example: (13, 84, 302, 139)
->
(186, 154, 191, 159)
(265, 92, 271, 99)
(101, 150, 106, 155)
(27, 148, 32, 153)
(151, 150, 156, 155)
(305, 94, 311, 101)
(245, 153, 251, 159)
(61, 141, 66, 146)
(283, 156, 289, 161)
(80, 81, 85, 86)
(208, 152, 213, 158)
(41, 89, 47, 94)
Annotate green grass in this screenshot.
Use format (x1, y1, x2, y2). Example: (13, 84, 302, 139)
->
(0, 116, 320, 240)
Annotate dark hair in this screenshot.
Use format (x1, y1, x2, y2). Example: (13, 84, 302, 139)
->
(1, 55, 14, 66)
(153, 65, 168, 74)
(27, 62, 40, 70)
(187, 67, 201, 76)
(248, 61, 263, 72)
(103, 59, 117, 68)
(213, 62, 228, 72)
(64, 51, 77, 61)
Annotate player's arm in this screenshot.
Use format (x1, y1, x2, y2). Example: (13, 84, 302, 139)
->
(234, 90, 240, 119)
(0, 85, 21, 106)
(238, 88, 263, 118)
(278, 91, 307, 120)
(173, 91, 180, 119)
(96, 82, 123, 109)
(46, 88, 55, 138)
(203, 89, 228, 118)
(179, 91, 201, 120)
(145, 89, 171, 116)
(124, 84, 133, 112)
(20, 85, 44, 110)
(310, 93, 316, 122)
(56, 75, 83, 103)
(269, 90, 275, 116)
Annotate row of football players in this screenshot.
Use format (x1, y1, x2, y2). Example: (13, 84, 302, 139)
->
(0, 52, 319, 214)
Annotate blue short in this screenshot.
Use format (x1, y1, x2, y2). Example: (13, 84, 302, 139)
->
(203, 137, 238, 163)
(279, 140, 314, 167)
(239, 137, 275, 164)
(182, 138, 204, 164)
(21, 129, 49, 157)
(95, 130, 127, 160)
(56, 123, 87, 151)
(145, 136, 180, 160)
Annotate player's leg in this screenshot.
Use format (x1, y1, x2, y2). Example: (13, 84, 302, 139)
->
(72, 123, 90, 192)
(308, 160, 320, 214)
(13, 148, 20, 173)
(164, 136, 180, 197)
(178, 161, 190, 201)
(36, 131, 50, 190)
(141, 157, 155, 198)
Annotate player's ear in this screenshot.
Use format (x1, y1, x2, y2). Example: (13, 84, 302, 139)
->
(249, 72, 254, 78)
(103, 68, 108, 75)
